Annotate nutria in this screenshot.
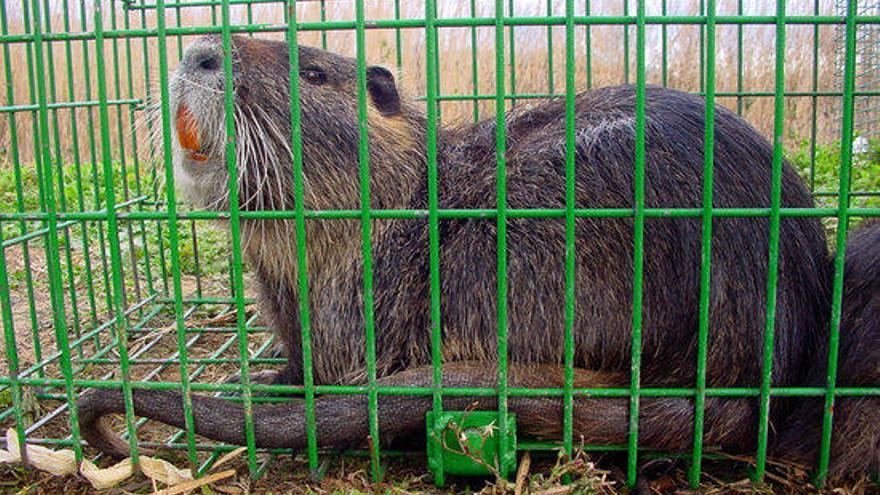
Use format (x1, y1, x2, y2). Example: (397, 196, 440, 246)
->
(775, 219, 880, 481)
(79, 35, 844, 474)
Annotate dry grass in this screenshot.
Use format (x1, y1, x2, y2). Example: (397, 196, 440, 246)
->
(0, 0, 855, 166)
(1, 445, 877, 494)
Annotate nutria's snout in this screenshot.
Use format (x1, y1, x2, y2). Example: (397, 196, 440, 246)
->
(166, 34, 421, 213)
(174, 40, 224, 162)
(171, 36, 227, 164)
(176, 104, 207, 162)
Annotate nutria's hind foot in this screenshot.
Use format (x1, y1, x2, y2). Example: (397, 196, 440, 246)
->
(269, 343, 285, 359)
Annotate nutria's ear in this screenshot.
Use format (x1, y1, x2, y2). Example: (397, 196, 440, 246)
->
(366, 66, 401, 116)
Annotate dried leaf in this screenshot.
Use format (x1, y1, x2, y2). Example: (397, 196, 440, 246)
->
(141, 456, 194, 486)
(81, 458, 135, 490)
(532, 486, 573, 495)
(0, 428, 77, 476)
(209, 447, 246, 472)
(514, 451, 531, 495)
(212, 484, 244, 494)
(0, 448, 17, 464)
(151, 469, 235, 495)
(80, 454, 195, 491)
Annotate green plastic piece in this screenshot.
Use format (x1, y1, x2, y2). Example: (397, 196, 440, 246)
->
(427, 411, 517, 486)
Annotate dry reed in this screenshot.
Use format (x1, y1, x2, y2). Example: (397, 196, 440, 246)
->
(0, 0, 849, 166)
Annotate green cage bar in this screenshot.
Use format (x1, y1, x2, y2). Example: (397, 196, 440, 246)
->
(493, 0, 512, 480)
(220, 0, 260, 475)
(30, 0, 82, 461)
(286, 0, 319, 477)
(154, 0, 199, 468)
(562, 0, 576, 464)
(625, 0, 647, 486)
(353, 0, 382, 480)
(689, 0, 716, 487)
(94, 0, 140, 463)
(424, 0, 445, 482)
(817, 0, 857, 484)
(754, 0, 788, 482)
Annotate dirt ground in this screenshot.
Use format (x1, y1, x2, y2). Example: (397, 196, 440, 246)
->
(1, 445, 878, 494)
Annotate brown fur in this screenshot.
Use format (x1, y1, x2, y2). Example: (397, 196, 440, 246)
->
(77, 36, 877, 483)
(775, 220, 880, 481)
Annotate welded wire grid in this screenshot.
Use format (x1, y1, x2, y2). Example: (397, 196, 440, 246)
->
(835, 0, 880, 139)
(0, 0, 877, 491)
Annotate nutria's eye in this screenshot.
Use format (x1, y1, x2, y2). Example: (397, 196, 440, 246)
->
(199, 56, 220, 71)
(301, 67, 327, 85)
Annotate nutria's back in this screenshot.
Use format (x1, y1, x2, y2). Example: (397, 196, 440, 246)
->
(378, 84, 832, 387)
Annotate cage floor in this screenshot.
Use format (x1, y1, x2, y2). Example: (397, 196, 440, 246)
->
(0, 300, 263, 440)
(0, 298, 874, 493)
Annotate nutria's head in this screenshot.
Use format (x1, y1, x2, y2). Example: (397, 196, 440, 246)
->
(168, 34, 425, 212)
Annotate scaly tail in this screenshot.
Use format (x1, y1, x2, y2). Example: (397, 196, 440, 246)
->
(78, 362, 755, 457)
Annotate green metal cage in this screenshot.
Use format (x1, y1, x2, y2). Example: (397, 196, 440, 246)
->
(0, 0, 878, 490)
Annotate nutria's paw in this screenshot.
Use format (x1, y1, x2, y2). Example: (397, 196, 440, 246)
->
(220, 370, 281, 397)
(269, 344, 286, 359)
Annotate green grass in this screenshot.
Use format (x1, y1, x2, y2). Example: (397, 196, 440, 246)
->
(788, 136, 880, 211)
(0, 158, 230, 295)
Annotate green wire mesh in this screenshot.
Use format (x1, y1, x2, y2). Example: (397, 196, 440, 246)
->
(0, 0, 877, 491)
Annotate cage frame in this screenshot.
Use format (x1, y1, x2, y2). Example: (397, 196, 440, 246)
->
(0, 0, 878, 490)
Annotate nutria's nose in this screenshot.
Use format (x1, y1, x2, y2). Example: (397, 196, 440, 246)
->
(181, 41, 223, 73)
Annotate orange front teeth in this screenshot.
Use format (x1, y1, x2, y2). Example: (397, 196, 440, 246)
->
(176, 104, 207, 162)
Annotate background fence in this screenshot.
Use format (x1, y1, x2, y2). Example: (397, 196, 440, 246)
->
(0, 0, 878, 492)
(834, 0, 880, 140)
